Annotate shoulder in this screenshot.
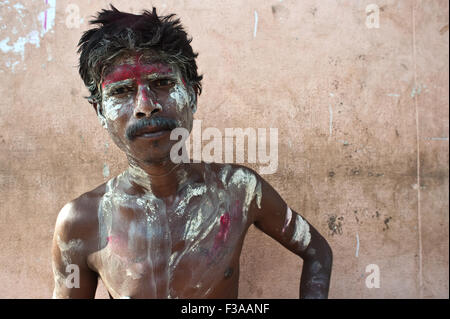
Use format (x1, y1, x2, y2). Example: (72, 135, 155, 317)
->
(204, 162, 262, 184)
(54, 182, 108, 246)
(210, 163, 288, 219)
(52, 183, 110, 294)
(203, 162, 263, 211)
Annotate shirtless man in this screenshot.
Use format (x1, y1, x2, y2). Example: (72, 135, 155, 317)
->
(52, 6, 332, 299)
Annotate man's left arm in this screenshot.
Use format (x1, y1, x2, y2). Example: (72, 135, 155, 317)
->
(249, 172, 333, 299)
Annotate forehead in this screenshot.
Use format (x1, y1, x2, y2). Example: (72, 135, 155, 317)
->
(101, 52, 175, 85)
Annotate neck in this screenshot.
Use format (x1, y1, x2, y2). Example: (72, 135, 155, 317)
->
(126, 157, 189, 198)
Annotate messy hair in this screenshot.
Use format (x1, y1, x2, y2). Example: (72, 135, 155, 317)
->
(77, 5, 202, 105)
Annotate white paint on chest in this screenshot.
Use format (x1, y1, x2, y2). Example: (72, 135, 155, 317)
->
(227, 167, 262, 211)
(96, 164, 264, 298)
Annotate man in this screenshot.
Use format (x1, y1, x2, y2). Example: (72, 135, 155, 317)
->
(52, 5, 332, 299)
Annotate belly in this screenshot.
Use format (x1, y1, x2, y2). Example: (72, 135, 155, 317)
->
(92, 234, 244, 299)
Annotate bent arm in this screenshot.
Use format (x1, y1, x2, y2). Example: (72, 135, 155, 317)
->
(250, 173, 333, 299)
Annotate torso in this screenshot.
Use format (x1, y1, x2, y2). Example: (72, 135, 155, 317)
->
(85, 163, 262, 299)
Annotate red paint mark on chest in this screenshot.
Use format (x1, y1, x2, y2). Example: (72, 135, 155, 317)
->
(107, 235, 119, 245)
(106, 235, 127, 251)
(204, 200, 244, 265)
(212, 200, 242, 251)
(213, 212, 231, 250)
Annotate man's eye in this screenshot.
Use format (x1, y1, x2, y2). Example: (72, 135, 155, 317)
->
(111, 87, 132, 96)
(154, 79, 174, 87)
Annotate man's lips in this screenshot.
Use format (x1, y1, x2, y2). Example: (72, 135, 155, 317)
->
(134, 126, 172, 138)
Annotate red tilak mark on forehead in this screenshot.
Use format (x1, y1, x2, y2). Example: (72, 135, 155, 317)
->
(102, 63, 173, 88)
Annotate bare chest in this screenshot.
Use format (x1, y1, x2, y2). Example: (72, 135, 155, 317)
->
(90, 181, 252, 298)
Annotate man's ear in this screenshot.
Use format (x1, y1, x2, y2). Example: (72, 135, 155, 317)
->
(93, 102, 108, 128)
(191, 97, 197, 114)
(189, 88, 198, 114)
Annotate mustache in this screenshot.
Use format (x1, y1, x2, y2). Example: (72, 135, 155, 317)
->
(125, 117, 179, 140)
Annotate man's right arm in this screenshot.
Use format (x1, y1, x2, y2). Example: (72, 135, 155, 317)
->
(52, 202, 98, 298)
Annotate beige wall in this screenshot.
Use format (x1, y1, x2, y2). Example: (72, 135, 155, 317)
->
(0, 0, 448, 298)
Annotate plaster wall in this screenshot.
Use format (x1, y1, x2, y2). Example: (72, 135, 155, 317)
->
(0, 0, 448, 298)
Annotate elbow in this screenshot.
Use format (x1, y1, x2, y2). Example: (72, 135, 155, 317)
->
(320, 237, 333, 268)
(302, 239, 333, 267)
(311, 237, 333, 269)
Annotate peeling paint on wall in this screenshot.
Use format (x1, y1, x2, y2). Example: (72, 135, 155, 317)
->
(0, 0, 56, 72)
(253, 11, 258, 38)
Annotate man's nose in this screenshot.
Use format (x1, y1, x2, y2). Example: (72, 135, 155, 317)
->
(134, 85, 161, 118)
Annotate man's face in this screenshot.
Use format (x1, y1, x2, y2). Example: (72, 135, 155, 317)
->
(98, 51, 195, 163)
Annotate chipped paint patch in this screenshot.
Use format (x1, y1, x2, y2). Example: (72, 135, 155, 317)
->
(38, 0, 56, 36)
(424, 137, 448, 141)
(410, 84, 427, 98)
(1, 0, 56, 72)
(253, 11, 258, 38)
(355, 233, 360, 257)
(0, 31, 40, 58)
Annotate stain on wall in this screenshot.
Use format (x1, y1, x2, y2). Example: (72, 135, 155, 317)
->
(0, 0, 448, 298)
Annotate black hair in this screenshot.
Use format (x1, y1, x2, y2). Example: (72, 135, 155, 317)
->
(77, 5, 202, 105)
